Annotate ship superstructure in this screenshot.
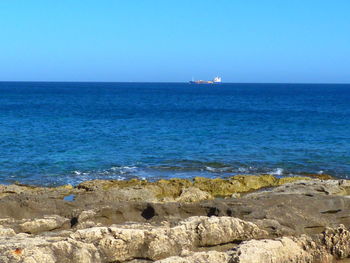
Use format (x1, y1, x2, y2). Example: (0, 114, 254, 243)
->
(213, 76, 222, 83)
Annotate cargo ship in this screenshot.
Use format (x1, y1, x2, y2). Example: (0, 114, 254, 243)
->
(189, 76, 222, 84)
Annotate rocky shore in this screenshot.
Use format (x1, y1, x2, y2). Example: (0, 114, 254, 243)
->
(2, 174, 350, 262)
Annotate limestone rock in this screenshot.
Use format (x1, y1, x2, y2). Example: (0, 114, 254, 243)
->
(184, 216, 267, 246)
(77, 179, 148, 192)
(230, 237, 314, 263)
(0, 235, 54, 263)
(3, 177, 350, 263)
(71, 216, 267, 262)
(78, 210, 97, 222)
(176, 187, 213, 202)
(50, 239, 101, 263)
(3, 216, 350, 262)
(154, 251, 230, 263)
(321, 225, 350, 259)
(0, 236, 101, 263)
(245, 179, 350, 198)
(19, 215, 69, 234)
(114, 187, 158, 202)
(0, 226, 16, 237)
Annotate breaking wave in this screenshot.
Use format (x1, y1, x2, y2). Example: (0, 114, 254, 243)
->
(56, 161, 333, 186)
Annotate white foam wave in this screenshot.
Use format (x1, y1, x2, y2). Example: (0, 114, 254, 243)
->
(271, 168, 284, 176)
(205, 166, 231, 173)
(110, 166, 138, 174)
(205, 166, 217, 172)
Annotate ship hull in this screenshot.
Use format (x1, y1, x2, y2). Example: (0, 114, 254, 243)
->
(189, 81, 214, 84)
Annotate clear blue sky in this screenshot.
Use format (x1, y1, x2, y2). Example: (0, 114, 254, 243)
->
(0, 0, 349, 83)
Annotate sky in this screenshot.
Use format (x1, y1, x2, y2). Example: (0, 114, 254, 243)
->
(0, 0, 349, 83)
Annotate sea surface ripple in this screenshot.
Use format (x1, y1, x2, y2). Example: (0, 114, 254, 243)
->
(0, 82, 349, 185)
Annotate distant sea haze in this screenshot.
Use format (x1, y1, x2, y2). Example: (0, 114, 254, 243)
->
(0, 82, 349, 186)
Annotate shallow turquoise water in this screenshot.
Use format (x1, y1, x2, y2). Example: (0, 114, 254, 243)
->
(0, 82, 349, 185)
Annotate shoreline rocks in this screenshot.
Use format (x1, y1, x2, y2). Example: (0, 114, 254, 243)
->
(2, 175, 350, 262)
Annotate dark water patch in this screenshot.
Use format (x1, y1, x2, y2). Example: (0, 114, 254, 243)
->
(63, 194, 75, 202)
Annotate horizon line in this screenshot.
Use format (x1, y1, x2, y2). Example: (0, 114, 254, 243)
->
(0, 80, 350, 85)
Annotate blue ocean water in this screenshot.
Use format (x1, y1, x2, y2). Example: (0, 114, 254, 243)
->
(0, 82, 349, 186)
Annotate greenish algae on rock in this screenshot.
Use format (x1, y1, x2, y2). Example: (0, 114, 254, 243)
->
(0, 174, 316, 203)
(193, 175, 313, 197)
(149, 178, 193, 199)
(77, 174, 312, 200)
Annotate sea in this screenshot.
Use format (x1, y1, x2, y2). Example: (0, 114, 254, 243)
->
(0, 82, 349, 186)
